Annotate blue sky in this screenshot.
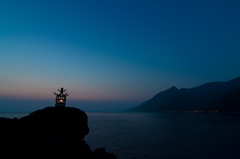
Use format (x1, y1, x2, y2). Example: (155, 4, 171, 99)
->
(0, 0, 240, 112)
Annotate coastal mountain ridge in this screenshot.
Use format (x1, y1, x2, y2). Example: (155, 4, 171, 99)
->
(129, 76, 240, 112)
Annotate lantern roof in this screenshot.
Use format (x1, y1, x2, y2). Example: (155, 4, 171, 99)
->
(54, 88, 69, 97)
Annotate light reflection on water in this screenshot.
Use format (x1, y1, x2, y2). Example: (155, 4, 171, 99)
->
(85, 112, 240, 159)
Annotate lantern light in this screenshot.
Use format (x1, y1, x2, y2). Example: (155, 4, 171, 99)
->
(54, 88, 69, 107)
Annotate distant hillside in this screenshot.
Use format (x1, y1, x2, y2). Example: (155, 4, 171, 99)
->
(129, 77, 240, 112)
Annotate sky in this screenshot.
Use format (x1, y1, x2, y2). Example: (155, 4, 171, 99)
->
(0, 0, 240, 112)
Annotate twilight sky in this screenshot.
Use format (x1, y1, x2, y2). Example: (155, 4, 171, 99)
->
(0, 0, 240, 112)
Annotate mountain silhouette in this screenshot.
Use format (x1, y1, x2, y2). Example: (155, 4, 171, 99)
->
(129, 76, 240, 112)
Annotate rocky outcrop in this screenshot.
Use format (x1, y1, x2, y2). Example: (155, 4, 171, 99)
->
(0, 107, 116, 159)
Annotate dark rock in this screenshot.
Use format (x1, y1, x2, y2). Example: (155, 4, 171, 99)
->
(93, 148, 117, 159)
(209, 87, 240, 112)
(0, 117, 17, 133)
(0, 107, 116, 159)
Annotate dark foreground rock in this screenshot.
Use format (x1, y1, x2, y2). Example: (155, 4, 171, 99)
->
(0, 107, 116, 159)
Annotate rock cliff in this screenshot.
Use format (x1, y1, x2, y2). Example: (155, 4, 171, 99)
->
(0, 107, 116, 159)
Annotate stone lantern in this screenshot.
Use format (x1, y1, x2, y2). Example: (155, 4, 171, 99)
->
(54, 88, 69, 107)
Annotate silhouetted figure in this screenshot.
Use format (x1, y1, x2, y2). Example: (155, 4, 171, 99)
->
(54, 88, 69, 107)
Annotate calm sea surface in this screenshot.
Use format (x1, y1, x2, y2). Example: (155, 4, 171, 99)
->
(85, 112, 240, 159)
(1, 112, 240, 159)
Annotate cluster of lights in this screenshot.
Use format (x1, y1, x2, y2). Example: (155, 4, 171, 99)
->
(173, 110, 219, 113)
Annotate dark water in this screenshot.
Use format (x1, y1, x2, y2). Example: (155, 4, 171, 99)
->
(85, 112, 240, 159)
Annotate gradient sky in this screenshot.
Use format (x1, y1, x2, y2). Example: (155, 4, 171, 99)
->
(1, 0, 240, 112)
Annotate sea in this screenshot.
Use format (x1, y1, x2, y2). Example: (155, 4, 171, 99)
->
(1, 112, 240, 159)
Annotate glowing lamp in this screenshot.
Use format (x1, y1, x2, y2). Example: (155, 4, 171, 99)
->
(54, 88, 69, 107)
